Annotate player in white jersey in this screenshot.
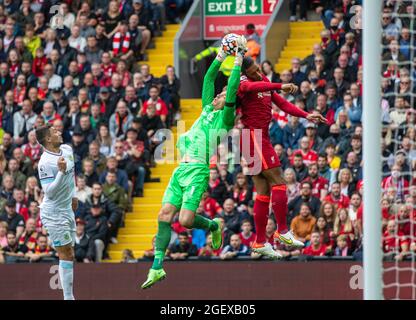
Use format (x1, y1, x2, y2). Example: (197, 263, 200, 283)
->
(36, 124, 78, 300)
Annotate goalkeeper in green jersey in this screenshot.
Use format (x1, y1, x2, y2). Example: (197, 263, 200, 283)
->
(141, 36, 247, 289)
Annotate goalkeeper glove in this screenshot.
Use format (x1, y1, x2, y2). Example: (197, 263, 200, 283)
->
(234, 36, 248, 66)
(216, 47, 227, 62)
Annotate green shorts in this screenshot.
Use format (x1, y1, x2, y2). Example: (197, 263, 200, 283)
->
(162, 163, 209, 212)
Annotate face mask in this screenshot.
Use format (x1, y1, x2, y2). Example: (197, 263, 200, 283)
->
(330, 26, 338, 31)
(246, 29, 255, 35)
(321, 37, 329, 43)
(310, 77, 319, 84)
(392, 171, 401, 179)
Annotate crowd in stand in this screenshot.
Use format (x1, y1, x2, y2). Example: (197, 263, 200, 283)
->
(0, 0, 189, 264)
(136, 0, 416, 263)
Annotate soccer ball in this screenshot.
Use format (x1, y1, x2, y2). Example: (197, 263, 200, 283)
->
(221, 33, 240, 56)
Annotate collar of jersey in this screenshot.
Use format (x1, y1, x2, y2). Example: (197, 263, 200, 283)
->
(44, 149, 62, 156)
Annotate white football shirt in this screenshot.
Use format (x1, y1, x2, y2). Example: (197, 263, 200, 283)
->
(38, 144, 76, 223)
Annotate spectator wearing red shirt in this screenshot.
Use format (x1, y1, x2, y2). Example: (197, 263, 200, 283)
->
(40, 101, 62, 124)
(239, 220, 256, 248)
(383, 220, 410, 261)
(324, 181, 350, 209)
(27, 201, 43, 233)
(316, 94, 335, 126)
(18, 218, 38, 252)
(291, 136, 318, 166)
(201, 191, 222, 219)
(22, 130, 42, 164)
(198, 234, 221, 257)
(141, 85, 168, 124)
(100, 51, 116, 79)
(13, 189, 29, 221)
(333, 208, 355, 248)
(314, 216, 335, 250)
(382, 164, 409, 202)
(32, 47, 47, 77)
(265, 218, 276, 245)
(232, 173, 253, 210)
(207, 168, 228, 206)
(302, 163, 329, 200)
(319, 201, 337, 229)
(396, 203, 416, 240)
(13, 74, 27, 107)
(25, 234, 55, 263)
(302, 231, 327, 257)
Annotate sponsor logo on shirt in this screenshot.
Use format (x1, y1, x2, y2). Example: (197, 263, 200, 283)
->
(39, 165, 48, 178)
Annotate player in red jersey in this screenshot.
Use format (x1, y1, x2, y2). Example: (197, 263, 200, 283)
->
(237, 57, 327, 258)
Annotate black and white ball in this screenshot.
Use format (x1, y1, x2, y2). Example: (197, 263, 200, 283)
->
(221, 33, 240, 56)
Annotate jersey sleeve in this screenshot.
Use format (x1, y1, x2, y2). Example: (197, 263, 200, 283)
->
(238, 80, 282, 94)
(201, 59, 222, 108)
(271, 92, 309, 118)
(38, 161, 56, 184)
(222, 65, 241, 128)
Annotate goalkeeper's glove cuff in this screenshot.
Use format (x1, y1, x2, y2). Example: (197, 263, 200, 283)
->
(234, 54, 243, 66)
(216, 49, 227, 62)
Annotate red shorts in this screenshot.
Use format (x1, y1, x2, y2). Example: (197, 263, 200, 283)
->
(240, 128, 281, 175)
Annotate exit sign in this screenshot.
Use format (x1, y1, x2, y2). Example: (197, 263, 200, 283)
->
(205, 0, 263, 16)
(204, 0, 278, 39)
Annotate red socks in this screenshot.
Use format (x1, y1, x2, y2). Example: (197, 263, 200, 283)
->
(271, 184, 288, 234)
(253, 194, 270, 244)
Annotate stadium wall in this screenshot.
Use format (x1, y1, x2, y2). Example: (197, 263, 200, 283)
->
(1, 262, 411, 300)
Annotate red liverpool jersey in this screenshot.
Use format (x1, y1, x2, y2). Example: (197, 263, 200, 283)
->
(237, 75, 309, 133)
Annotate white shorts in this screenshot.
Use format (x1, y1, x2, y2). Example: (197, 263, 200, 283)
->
(41, 212, 76, 248)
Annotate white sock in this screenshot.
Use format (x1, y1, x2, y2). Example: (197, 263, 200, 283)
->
(59, 260, 75, 300)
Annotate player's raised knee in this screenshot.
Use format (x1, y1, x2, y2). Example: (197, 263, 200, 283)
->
(158, 204, 176, 222)
(178, 213, 194, 229)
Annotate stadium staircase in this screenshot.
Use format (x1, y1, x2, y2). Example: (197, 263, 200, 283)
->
(106, 24, 202, 262)
(274, 21, 324, 73)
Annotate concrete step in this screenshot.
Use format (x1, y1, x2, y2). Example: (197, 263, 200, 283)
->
(290, 26, 323, 33)
(133, 198, 163, 205)
(289, 31, 322, 39)
(124, 219, 157, 227)
(291, 21, 323, 27)
(132, 205, 162, 212)
(126, 212, 158, 219)
(109, 243, 151, 251)
(142, 189, 169, 197)
(287, 38, 320, 47)
(280, 50, 312, 59)
(143, 183, 169, 190)
(162, 30, 178, 37)
(119, 227, 157, 235)
(116, 234, 155, 243)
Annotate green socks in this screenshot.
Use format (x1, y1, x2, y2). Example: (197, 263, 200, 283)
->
(152, 221, 171, 270)
(151, 216, 218, 270)
(191, 214, 219, 232)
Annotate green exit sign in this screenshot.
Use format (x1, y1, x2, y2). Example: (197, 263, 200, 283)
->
(205, 0, 262, 16)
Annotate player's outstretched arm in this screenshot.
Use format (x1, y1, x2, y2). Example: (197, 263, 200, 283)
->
(271, 92, 310, 119)
(223, 51, 243, 127)
(239, 80, 283, 94)
(201, 47, 227, 108)
(271, 92, 327, 124)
